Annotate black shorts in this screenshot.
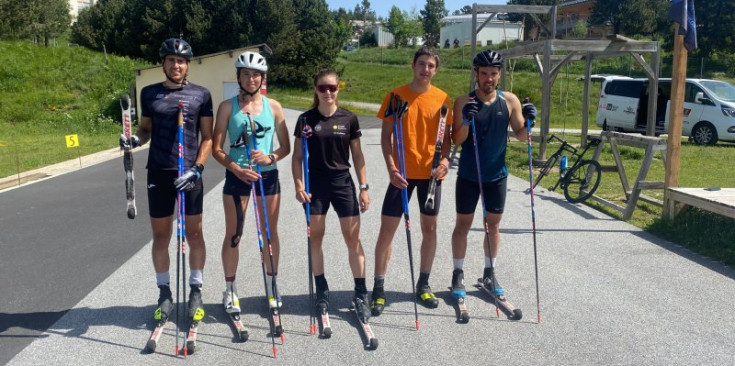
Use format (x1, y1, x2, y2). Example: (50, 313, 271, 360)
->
(381, 179, 441, 217)
(308, 170, 359, 218)
(222, 169, 281, 197)
(455, 176, 507, 215)
(147, 169, 204, 218)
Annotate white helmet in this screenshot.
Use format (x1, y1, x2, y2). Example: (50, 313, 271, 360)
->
(235, 51, 267, 73)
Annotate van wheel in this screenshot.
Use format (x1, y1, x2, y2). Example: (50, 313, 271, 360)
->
(691, 122, 718, 145)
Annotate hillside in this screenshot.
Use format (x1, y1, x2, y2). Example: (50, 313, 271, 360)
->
(0, 41, 148, 178)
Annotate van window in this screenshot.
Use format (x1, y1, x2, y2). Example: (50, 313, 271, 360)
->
(605, 80, 644, 98)
(685, 83, 705, 103)
(701, 80, 735, 102)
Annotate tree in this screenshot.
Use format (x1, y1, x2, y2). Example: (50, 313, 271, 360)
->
(385, 6, 407, 48)
(0, 0, 71, 45)
(420, 0, 447, 47)
(695, 0, 735, 57)
(588, 0, 667, 37)
(452, 5, 473, 16)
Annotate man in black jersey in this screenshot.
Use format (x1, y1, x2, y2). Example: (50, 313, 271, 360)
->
(120, 38, 214, 326)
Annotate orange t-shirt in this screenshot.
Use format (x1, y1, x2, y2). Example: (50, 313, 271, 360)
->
(377, 85, 453, 180)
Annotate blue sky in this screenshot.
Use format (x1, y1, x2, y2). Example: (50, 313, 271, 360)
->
(326, 0, 508, 19)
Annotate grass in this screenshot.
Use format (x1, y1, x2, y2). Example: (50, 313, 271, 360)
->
(505, 135, 735, 266)
(0, 41, 147, 178)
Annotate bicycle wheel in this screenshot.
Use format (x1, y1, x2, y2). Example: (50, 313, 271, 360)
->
(563, 159, 602, 203)
(532, 154, 559, 190)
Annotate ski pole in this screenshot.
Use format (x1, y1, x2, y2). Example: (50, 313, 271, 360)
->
(242, 128, 279, 358)
(247, 113, 285, 344)
(469, 115, 500, 318)
(524, 117, 541, 323)
(176, 102, 189, 356)
(301, 118, 317, 335)
(392, 97, 419, 331)
(425, 104, 449, 211)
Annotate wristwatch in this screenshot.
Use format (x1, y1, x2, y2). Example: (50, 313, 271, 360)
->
(268, 154, 276, 165)
(359, 184, 369, 191)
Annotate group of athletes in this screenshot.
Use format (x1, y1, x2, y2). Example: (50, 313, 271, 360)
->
(120, 37, 537, 335)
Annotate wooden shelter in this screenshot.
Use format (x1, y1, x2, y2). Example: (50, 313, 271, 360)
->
(469, 4, 661, 160)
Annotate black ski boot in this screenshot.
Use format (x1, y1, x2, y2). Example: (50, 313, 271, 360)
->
(154, 285, 173, 322)
(188, 286, 205, 321)
(416, 283, 439, 309)
(482, 267, 506, 298)
(353, 292, 371, 323)
(451, 269, 466, 300)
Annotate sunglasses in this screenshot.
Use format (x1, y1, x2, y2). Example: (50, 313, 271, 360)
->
(316, 84, 338, 93)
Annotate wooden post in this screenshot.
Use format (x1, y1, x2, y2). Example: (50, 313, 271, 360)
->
(664, 27, 687, 217)
(581, 53, 593, 146)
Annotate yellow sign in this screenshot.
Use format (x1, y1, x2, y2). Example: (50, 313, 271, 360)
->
(66, 134, 79, 148)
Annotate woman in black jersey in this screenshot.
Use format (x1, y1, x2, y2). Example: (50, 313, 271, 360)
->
(291, 69, 372, 321)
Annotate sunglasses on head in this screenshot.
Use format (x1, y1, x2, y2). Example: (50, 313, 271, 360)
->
(316, 84, 338, 93)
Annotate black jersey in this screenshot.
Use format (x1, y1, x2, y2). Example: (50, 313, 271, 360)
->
(294, 107, 362, 173)
(140, 82, 213, 170)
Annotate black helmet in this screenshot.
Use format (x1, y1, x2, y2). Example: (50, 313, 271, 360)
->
(473, 50, 503, 69)
(159, 38, 193, 61)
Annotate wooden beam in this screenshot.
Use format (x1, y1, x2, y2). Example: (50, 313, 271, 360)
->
(476, 13, 495, 34)
(475, 5, 553, 14)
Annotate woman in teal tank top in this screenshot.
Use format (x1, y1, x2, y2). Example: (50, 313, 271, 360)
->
(212, 51, 291, 314)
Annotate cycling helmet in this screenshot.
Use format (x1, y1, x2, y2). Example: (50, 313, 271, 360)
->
(235, 51, 268, 73)
(473, 50, 503, 69)
(159, 38, 193, 61)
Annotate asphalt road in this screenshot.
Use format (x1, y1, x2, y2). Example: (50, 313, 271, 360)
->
(1, 109, 734, 365)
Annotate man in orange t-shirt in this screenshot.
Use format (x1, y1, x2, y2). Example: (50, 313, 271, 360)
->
(370, 47, 453, 316)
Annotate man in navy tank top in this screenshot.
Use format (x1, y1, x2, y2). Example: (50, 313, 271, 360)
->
(448, 50, 537, 303)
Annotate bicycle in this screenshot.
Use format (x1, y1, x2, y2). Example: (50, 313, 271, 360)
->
(531, 134, 603, 204)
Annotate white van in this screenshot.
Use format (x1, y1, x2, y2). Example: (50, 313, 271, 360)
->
(595, 77, 735, 145)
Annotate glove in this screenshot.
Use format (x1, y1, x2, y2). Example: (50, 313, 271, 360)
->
(522, 102, 537, 121)
(174, 164, 204, 192)
(119, 134, 140, 149)
(462, 98, 481, 125)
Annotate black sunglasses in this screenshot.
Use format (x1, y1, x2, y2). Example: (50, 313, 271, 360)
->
(316, 84, 338, 93)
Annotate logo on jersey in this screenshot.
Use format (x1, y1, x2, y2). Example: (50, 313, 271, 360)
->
(250, 120, 272, 138)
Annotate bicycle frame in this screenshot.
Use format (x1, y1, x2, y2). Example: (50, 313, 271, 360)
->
(535, 135, 601, 193)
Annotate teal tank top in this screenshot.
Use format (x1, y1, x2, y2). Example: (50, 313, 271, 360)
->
(227, 95, 277, 172)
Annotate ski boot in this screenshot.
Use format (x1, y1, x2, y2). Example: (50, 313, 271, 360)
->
(353, 292, 371, 324)
(416, 283, 439, 309)
(188, 286, 205, 321)
(482, 268, 506, 299)
(451, 269, 466, 300)
(223, 287, 241, 314)
(154, 285, 173, 322)
(370, 287, 385, 316)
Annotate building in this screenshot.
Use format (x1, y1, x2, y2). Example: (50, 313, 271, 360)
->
(134, 45, 265, 119)
(439, 14, 523, 48)
(558, 0, 610, 38)
(69, 0, 96, 20)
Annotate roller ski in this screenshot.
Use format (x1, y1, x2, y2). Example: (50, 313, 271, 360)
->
(120, 94, 136, 219)
(268, 297, 284, 339)
(352, 293, 378, 350)
(224, 288, 249, 342)
(185, 287, 205, 354)
(450, 269, 470, 323)
(475, 270, 522, 321)
(315, 298, 332, 338)
(145, 286, 173, 353)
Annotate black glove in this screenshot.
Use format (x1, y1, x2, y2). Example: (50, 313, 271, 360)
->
(174, 164, 204, 192)
(522, 102, 537, 121)
(462, 98, 481, 124)
(119, 134, 140, 149)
